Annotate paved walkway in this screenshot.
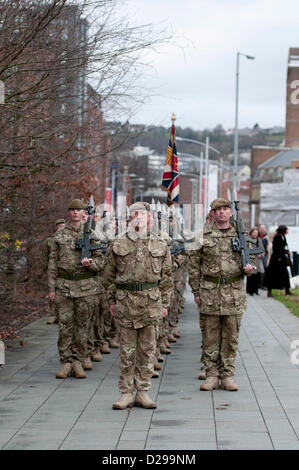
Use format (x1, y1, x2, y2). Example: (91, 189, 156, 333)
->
(1, 287, 299, 450)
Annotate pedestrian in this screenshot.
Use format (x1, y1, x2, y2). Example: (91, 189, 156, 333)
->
(188, 198, 255, 392)
(246, 227, 265, 296)
(48, 199, 105, 379)
(104, 201, 173, 410)
(42, 218, 65, 325)
(264, 225, 293, 297)
(258, 224, 268, 289)
(264, 230, 275, 266)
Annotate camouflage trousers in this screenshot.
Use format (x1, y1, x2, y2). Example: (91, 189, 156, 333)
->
(102, 295, 119, 344)
(156, 316, 168, 354)
(49, 298, 58, 320)
(168, 287, 180, 334)
(88, 294, 109, 355)
(55, 291, 99, 364)
(118, 324, 156, 393)
(201, 314, 242, 377)
(199, 313, 205, 365)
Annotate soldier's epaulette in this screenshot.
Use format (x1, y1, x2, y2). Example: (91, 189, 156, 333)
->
(203, 224, 213, 235)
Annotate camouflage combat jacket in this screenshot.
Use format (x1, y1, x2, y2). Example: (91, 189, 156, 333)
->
(48, 222, 105, 298)
(188, 222, 253, 316)
(104, 230, 173, 328)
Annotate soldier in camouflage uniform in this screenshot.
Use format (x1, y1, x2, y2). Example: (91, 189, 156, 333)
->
(42, 219, 65, 325)
(196, 211, 215, 380)
(188, 198, 255, 391)
(155, 229, 172, 357)
(104, 202, 173, 409)
(100, 215, 120, 350)
(88, 212, 111, 362)
(48, 199, 105, 379)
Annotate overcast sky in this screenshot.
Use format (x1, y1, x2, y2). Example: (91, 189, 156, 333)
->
(120, 0, 299, 130)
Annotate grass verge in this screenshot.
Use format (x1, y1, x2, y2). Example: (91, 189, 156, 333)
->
(272, 288, 299, 318)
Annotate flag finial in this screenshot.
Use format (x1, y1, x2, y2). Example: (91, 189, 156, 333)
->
(171, 113, 176, 123)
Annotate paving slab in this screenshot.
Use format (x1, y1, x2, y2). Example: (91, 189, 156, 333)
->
(1, 287, 299, 450)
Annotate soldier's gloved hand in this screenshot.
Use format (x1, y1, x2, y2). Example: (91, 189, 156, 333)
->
(49, 292, 55, 301)
(81, 257, 93, 267)
(194, 296, 200, 305)
(244, 264, 255, 275)
(162, 308, 168, 318)
(109, 304, 116, 317)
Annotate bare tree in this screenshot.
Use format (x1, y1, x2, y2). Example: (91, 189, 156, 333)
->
(0, 0, 172, 303)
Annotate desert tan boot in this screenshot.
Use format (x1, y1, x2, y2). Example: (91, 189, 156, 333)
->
(101, 344, 111, 354)
(200, 376, 219, 391)
(110, 337, 120, 348)
(135, 391, 157, 409)
(168, 333, 177, 343)
(154, 361, 162, 370)
(157, 354, 165, 363)
(47, 316, 57, 325)
(198, 366, 207, 380)
(82, 357, 93, 370)
(72, 360, 87, 379)
(220, 377, 238, 391)
(173, 327, 181, 338)
(92, 348, 103, 362)
(152, 371, 160, 378)
(112, 393, 134, 410)
(160, 344, 171, 354)
(56, 362, 72, 379)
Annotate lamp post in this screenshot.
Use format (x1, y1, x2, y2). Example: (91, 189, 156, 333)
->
(233, 52, 255, 190)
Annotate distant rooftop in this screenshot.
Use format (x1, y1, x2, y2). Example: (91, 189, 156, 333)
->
(257, 149, 299, 169)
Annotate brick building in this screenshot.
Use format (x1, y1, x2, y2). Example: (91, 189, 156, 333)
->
(250, 47, 299, 226)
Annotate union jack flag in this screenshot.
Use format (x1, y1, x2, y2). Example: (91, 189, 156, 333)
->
(161, 123, 179, 205)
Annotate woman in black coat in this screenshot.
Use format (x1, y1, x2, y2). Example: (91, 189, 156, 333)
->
(264, 225, 293, 297)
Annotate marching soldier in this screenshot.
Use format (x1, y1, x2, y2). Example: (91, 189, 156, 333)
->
(104, 201, 173, 410)
(197, 211, 215, 380)
(48, 199, 105, 379)
(42, 218, 65, 325)
(188, 198, 254, 392)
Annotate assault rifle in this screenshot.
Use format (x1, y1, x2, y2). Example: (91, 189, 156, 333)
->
(230, 190, 263, 268)
(170, 238, 194, 256)
(75, 195, 107, 260)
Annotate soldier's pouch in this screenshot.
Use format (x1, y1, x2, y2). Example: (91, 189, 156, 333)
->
(79, 278, 97, 293)
(231, 280, 246, 311)
(148, 244, 165, 274)
(112, 244, 131, 273)
(115, 290, 128, 301)
(115, 290, 128, 316)
(147, 288, 162, 317)
(200, 285, 219, 311)
(147, 288, 161, 301)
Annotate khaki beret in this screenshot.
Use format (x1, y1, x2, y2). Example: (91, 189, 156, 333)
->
(55, 218, 65, 225)
(210, 198, 231, 210)
(128, 201, 151, 214)
(68, 199, 85, 210)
